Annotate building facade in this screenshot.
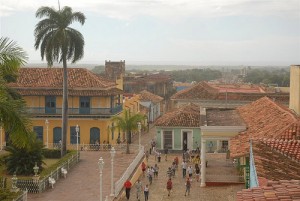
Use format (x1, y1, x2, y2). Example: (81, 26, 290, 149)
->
(7, 67, 124, 148)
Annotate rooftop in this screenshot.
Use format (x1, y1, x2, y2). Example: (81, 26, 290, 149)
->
(230, 97, 298, 158)
(155, 103, 200, 127)
(139, 90, 163, 103)
(206, 109, 246, 126)
(236, 180, 300, 201)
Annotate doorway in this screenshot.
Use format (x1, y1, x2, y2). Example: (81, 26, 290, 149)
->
(183, 132, 188, 151)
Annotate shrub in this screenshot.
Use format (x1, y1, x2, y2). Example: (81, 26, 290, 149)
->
(5, 139, 44, 175)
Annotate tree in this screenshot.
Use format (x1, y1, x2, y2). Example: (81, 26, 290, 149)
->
(111, 110, 145, 154)
(34, 6, 86, 157)
(0, 37, 33, 148)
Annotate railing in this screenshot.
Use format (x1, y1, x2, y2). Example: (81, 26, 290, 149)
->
(114, 145, 144, 197)
(249, 140, 259, 188)
(47, 143, 128, 152)
(13, 190, 28, 201)
(26, 104, 123, 115)
(15, 153, 79, 193)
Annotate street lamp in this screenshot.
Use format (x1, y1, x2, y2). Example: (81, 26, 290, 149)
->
(76, 125, 79, 162)
(98, 157, 104, 201)
(0, 124, 2, 151)
(137, 122, 141, 150)
(45, 119, 49, 148)
(110, 147, 116, 197)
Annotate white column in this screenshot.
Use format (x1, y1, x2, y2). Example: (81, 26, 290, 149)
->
(200, 139, 206, 187)
(216, 140, 220, 152)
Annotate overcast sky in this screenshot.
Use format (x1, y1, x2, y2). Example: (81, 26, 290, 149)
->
(0, 0, 299, 66)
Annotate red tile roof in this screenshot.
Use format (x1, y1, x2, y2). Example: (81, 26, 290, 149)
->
(171, 81, 289, 103)
(139, 90, 163, 103)
(170, 81, 219, 100)
(279, 121, 300, 141)
(236, 180, 300, 201)
(155, 103, 200, 127)
(230, 97, 298, 158)
(253, 140, 300, 181)
(9, 68, 122, 96)
(10, 68, 116, 89)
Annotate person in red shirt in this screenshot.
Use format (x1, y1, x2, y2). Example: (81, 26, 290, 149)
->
(124, 180, 132, 200)
(141, 162, 146, 177)
(166, 178, 172, 196)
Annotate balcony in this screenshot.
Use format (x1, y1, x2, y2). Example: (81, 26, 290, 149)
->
(26, 104, 123, 117)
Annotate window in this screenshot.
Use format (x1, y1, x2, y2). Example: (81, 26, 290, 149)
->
(163, 130, 172, 149)
(222, 140, 228, 151)
(33, 126, 43, 141)
(70, 126, 80, 144)
(45, 96, 56, 113)
(79, 97, 90, 114)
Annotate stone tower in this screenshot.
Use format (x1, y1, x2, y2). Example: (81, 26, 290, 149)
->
(105, 60, 125, 90)
(289, 65, 300, 115)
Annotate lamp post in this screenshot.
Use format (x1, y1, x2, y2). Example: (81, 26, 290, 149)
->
(110, 147, 116, 197)
(0, 124, 2, 151)
(76, 125, 79, 162)
(137, 122, 141, 150)
(98, 157, 104, 201)
(33, 162, 39, 177)
(45, 119, 49, 148)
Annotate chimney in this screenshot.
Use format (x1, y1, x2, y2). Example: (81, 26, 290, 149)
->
(289, 65, 300, 115)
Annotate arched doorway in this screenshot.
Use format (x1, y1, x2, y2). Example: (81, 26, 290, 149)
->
(90, 127, 100, 144)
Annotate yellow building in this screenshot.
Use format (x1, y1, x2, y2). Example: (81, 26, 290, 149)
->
(8, 67, 124, 148)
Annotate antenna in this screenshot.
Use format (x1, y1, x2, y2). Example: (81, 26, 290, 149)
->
(58, 0, 61, 11)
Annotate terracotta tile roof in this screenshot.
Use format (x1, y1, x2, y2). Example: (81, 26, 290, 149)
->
(259, 138, 300, 161)
(171, 81, 289, 103)
(170, 81, 219, 100)
(212, 84, 265, 93)
(253, 140, 300, 181)
(10, 68, 116, 89)
(230, 97, 298, 158)
(236, 180, 300, 201)
(154, 103, 200, 127)
(139, 90, 163, 103)
(279, 121, 300, 141)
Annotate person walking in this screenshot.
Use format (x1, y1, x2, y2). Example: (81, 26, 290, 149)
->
(144, 184, 149, 201)
(166, 178, 172, 196)
(135, 179, 142, 201)
(166, 167, 173, 179)
(145, 151, 149, 162)
(195, 163, 200, 182)
(147, 166, 154, 185)
(182, 160, 187, 178)
(187, 165, 193, 181)
(154, 164, 159, 178)
(184, 177, 191, 196)
(141, 162, 146, 177)
(124, 179, 132, 200)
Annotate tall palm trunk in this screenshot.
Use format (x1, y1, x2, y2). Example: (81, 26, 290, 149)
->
(126, 131, 130, 154)
(61, 56, 68, 157)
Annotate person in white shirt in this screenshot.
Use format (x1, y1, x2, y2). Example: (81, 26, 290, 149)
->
(181, 161, 187, 178)
(187, 165, 193, 181)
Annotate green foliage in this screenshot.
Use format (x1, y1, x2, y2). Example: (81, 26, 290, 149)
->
(42, 149, 61, 159)
(167, 68, 222, 82)
(39, 150, 76, 177)
(5, 138, 44, 175)
(0, 188, 21, 201)
(244, 68, 290, 87)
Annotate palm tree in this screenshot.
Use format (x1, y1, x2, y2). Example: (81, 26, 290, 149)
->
(0, 37, 33, 148)
(34, 6, 86, 157)
(111, 110, 145, 154)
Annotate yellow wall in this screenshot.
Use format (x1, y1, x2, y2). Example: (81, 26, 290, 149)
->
(201, 131, 240, 138)
(123, 94, 140, 115)
(289, 65, 300, 115)
(31, 118, 118, 146)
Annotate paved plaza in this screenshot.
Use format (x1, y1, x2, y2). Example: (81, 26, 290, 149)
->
(27, 125, 244, 201)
